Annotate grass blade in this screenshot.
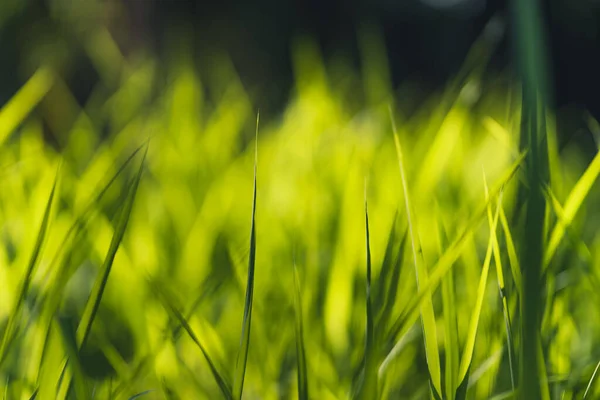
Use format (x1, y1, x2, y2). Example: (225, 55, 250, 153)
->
(544, 148, 600, 269)
(232, 112, 259, 399)
(385, 151, 525, 352)
(149, 279, 233, 399)
(583, 360, 600, 399)
(391, 109, 441, 397)
(55, 317, 88, 400)
(356, 198, 377, 399)
(437, 217, 458, 400)
(484, 172, 516, 392)
(456, 189, 503, 396)
(293, 262, 308, 400)
(128, 389, 155, 399)
(0, 67, 53, 147)
(76, 145, 147, 348)
(0, 168, 59, 367)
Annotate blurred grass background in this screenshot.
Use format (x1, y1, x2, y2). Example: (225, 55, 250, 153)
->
(1, 0, 600, 399)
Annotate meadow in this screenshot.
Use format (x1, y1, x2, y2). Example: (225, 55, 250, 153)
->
(1, 11, 600, 400)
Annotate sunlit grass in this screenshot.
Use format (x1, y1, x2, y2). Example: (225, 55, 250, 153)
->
(0, 22, 600, 400)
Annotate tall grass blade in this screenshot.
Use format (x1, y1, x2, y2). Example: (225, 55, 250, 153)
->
(437, 219, 458, 400)
(0, 168, 58, 367)
(356, 199, 377, 399)
(293, 262, 308, 400)
(456, 190, 503, 398)
(484, 172, 516, 392)
(76, 145, 147, 348)
(390, 109, 441, 397)
(232, 112, 259, 400)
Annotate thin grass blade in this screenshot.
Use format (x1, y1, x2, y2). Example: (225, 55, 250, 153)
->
(356, 199, 377, 399)
(233, 112, 259, 400)
(149, 278, 233, 399)
(76, 145, 147, 348)
(484, 172, 516, 392)
(0, 168, 59, 367)
(391, 109, 441, 397)
(583, 360, 600, 399)
(456, 190, 503, 398)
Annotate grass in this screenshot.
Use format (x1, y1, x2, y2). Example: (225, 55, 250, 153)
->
(1, 7, 600, 400)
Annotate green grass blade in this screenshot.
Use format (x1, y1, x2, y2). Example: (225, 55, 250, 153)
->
(385, 150, 525, 350)
(76, 145, 147, 348)
(293, 262, 308, 400)
(55, 317, 88, 400)
(149, 279, 233, 399)
(0, 67, 53, 147)
(484, 172, 516, 392)
(437, 219, 458, 400)
(583, 360, 600, 399)
(379, 228, 408, 336)
(356, 199, 377, 399)
(374, 211, 398, 321)
(456, 189, 503, 394)
(128, 389, 155, 399)
(232, 113, 259, 400)
(544, 148, 600, 269)
(0, 168, 58, 367)
(391, 109, 441, 397)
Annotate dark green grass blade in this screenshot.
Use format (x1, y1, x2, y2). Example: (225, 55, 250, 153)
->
(233, 113, 259, 400)
(149, 279, 233, 399)
(356, 199, 377, 399)
(293, 262, 308, 400)
(76, 145, 147, 348)
(583, 360, 600, 399)
(128, 389, 155, 399)
(55, 317, 88, 400)
(0, 168, 58, 367)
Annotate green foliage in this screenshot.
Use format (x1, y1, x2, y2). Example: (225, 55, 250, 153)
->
(1, 17, 600, 400)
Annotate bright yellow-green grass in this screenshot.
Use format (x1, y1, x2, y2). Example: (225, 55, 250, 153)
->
(1, 30, 600, 400)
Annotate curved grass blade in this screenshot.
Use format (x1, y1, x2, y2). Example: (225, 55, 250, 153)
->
(355, 199, 377, 399)
(0, 168, 58, 367)
(293, 262, 308, 400)
(233, 112, 259, 400)
(76, 145, 147, 348)
(583, 360, 600, 399)
(456, 190, 503, 398)
(391, 109, 441, 396)
(149, 278, 233, 399)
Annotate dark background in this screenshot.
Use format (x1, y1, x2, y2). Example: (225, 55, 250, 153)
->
(1, 0, 600, 143)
